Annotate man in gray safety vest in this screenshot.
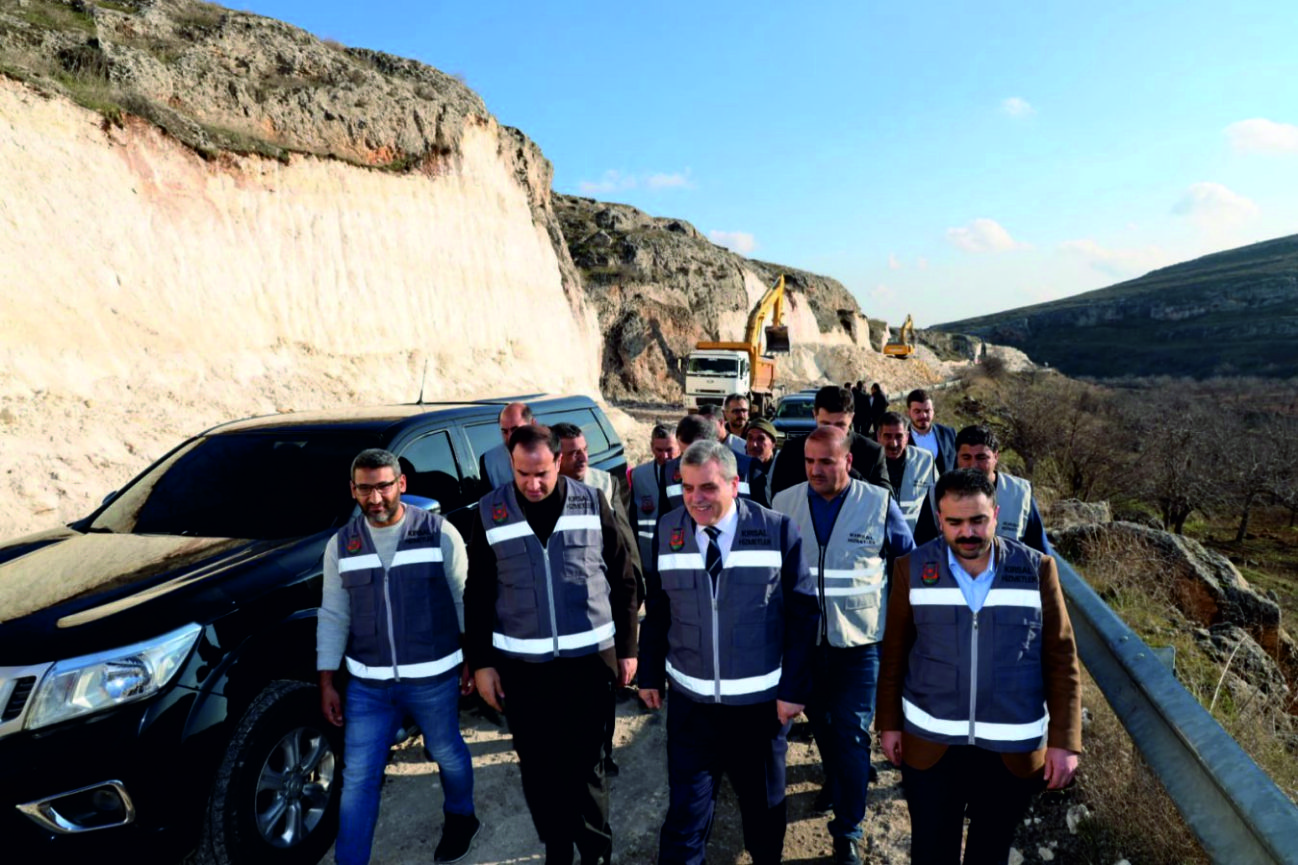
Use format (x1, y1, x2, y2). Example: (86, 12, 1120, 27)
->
(771, 427, 915, 865)
(876, 410, 937, 531)
(318, 448, 480, 864)
(478, 401, 532, 491)
(639, 440, 820, 865)
(877, 468, 1082, 865)
(913, 425, 1053, 555)
(464, 425, 639, 865)
(625, 423, 680, 571)
(660, 414, 759, 514)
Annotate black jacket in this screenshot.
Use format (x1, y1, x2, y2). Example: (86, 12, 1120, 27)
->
(769, 430, 893, 499)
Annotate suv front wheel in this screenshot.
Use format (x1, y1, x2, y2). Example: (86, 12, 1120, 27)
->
(189, 680, 343, 865)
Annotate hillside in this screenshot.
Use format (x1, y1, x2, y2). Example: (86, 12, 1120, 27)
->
(934, 233, 1298, 378)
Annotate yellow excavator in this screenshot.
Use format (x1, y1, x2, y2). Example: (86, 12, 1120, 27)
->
(883, 314, 915, 359)
(684, 275, 791, 412)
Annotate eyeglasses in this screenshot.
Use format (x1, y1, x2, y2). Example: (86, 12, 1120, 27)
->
(354, 480, 399, 496)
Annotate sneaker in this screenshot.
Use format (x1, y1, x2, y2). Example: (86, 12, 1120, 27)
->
(832, 837, 861, 865)
(603, 755, 620, 777)
(812, 786, 834, 816)
(434, 812, 481, 863)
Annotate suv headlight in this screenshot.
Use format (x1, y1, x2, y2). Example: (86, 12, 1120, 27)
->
(25, 623, 203, 731)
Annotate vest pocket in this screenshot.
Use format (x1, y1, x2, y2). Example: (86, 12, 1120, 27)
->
(399, 571, 435, 633)
(351, 614, 378, 636)
(342, 570, 377, 619)
(671, 622, 705, 671)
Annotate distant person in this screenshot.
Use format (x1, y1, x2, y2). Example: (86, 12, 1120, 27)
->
(722, 393, 751, 455)
(745, 417, 780, 507)
(661, 413, 760, 512)
(875, 411, 935, 530)
(639, 441, 820, 865)
(869, 384, 889, 438)
(904, 389, 956, 475)
(852, 381, 870, 435)
(877, 468, 1081, 865)
(625, 423, 680, 570)
(479, 402, 533, 490)
(696, 404, 733, 449)
(318, 448, 480, 865)
(769, 386, 893, 499)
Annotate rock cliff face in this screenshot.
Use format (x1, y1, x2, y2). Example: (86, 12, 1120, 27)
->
(934, 234, 1298, 378)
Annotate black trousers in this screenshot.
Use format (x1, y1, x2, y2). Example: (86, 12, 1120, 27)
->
(657, 691, 790, 865)
(900, 745, 1043, 865)
(499, 654, 615, 864)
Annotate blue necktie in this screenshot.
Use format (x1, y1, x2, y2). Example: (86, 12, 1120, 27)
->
(704, 526, 723, 590)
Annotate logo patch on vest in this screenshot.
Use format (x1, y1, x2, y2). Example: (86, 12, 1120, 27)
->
(921, 562, 939, 585)
(640, 495, 656, 514)
(669, 528, 686, 551)
(491, 503, 509, 524)
(672, 468, 682, 483)
(1001, 565, 1038, 584)
(737, 528, 771, 546)
(848, 531, 877, 545)
(346, 535, 362, 553)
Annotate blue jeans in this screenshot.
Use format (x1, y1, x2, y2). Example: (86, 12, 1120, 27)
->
(335, 675, 475, 865)
(807, 642, 880, 841)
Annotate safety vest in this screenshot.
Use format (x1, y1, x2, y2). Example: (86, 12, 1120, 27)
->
(480, 480, 614, 661)
(482, 443, 513, 488)
(662, 454, 755, 510)
(895, 446, 936, 530)
(925, 469, 1033, 542)
(773, 479, 890, 648)
(654, 499, 787, 705)
(901, 537, 1049, 753)
(336, 508, 462, 683)
(630, 462, 663, 568)
(584, 466, 617, 504)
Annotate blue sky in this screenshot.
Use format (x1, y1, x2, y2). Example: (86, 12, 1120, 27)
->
(239, 1, 1298, 325)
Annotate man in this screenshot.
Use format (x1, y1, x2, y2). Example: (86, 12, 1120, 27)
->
(876, 411, 937, 531)
(639, 441, 820, 865)
(877, 469, 1081, 865)
(745, 417, 780, 507)
(479, 402, 533, 490)
(771, 428, 914, 864)
(661, 414, 759, 512)
(769, 386, 893, 499)
(465, 425, 639, 865)
(318, 449, 479, 865)
(851, 381, 870, 435)
(696, 404, 732, 449)
(626, 424, 680, 569)
(913, 425, 1052, 555)
(722, 393, 752, 456)
(904, 389, 957, 475)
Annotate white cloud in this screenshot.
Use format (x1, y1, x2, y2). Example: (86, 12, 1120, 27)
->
(946, 218, 1028, 253)
(577, 169, 694, 195)
(1059, 238, 1170, 280)
(1172, 182, 1259, 229)
(887, 253, 902, 270)
(1224, 118, 1298, 154)
(916, 256, 929, 270)
(1001, 97, 1034, 117)
(709, 230, 757, 255)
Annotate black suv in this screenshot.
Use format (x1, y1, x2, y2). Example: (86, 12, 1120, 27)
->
(0, 395, 625, 864)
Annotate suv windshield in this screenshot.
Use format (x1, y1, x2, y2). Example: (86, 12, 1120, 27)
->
(90, 432, 376, 539)
(776, 400, 814, 419)
(687, 357, 739, 375)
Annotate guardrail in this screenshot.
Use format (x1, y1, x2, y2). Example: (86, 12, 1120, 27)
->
(1056, 557, 1298, 864)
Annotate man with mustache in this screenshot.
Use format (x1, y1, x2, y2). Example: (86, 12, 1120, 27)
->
(877, 469, 1081, 865)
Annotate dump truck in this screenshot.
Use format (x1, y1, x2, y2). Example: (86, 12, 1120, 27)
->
(683, 275, 790, 413)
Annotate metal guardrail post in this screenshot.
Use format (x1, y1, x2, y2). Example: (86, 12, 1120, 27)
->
(1056, 557, 1298, 864)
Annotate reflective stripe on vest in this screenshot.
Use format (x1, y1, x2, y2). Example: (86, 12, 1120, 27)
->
(485, 514, 600, 546)
(902, 696, 1048, 742)
(658, 549, 782, 571)
(631, 463, 661, 541)
(338, 547, 444, 573)
(346, 649, 463, 681)
(910, 586, 1042, 609)
(492, 620, 616, 656)
(666, 659, 783, 698)
(897, 446, 936, 527)
(666, 481, 752, 497)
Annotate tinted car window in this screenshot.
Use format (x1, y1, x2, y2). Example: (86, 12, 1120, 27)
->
(464, 421, 502, 472)
(776, 399, 814, 419)
(398, 431, 466, 511)
(90, 433, 370, 539)
(540, 408, 611, 454)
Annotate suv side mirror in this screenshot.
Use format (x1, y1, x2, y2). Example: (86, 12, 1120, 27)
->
(401, 495, 441, 515)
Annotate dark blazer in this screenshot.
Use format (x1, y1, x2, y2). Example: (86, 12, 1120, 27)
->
(928, 422, 958, 475)
(769, 430, 893, 499)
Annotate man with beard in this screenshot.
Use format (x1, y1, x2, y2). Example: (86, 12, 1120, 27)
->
(877, 468, 1081, 865)
(904, 389, 957, 475)
(318, 449, 479, 864)
(768, 386, 892, 499)
(875, 411, 936, 531)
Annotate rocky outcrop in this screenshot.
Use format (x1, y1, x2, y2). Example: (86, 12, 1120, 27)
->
(1043, 499, 1113, 531)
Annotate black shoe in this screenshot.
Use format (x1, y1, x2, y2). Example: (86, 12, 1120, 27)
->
(832, 837, 861, 865)
(868, 764, 879, 784)
(434, 813, 481, 863)
(603, 755, 620, 777)
(812, 786, 834, 816)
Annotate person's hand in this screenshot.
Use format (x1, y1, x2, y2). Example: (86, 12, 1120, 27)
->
(881, 730, 903, 766)
(639, 688, 662, 710)
(618, 658, 638, 688)
(776, 700, 803, 725)
(319, 672, 343, 727)
(474, 667, 505, 712)
(459, 662, 477, 697)
(1043, 747, 1079, 790)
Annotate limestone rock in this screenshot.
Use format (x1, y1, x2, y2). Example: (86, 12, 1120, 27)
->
(1044, 499, 1112, 531)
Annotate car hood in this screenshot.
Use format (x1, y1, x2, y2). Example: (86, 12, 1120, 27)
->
(0, 532, 252, 626)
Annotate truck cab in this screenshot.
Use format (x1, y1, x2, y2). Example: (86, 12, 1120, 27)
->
(683, 349, 748, 408)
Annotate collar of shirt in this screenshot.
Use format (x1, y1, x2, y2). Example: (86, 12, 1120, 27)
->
(694, 499, 740, 562)
(807, 483, 849, 546)
(946, 539, 998, 613)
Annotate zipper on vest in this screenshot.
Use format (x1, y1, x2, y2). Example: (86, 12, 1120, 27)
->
(711, 589, 721, 702)
(815, 546, 828, 646)
(968, 610, 979, 744)
(383, 564, 400, 681)
(543, 541, 560, 658)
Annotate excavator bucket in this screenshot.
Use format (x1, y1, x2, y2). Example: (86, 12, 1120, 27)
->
(764, 326, 790, 355)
